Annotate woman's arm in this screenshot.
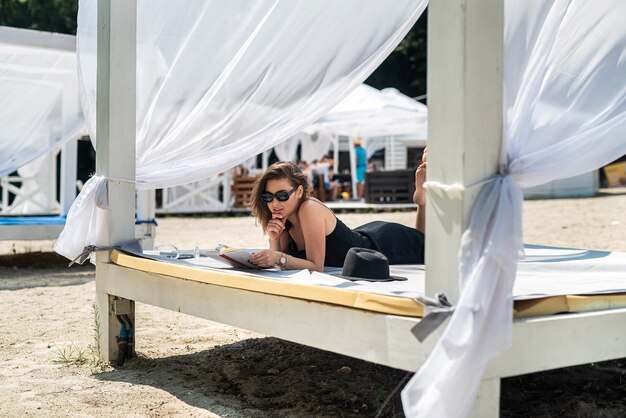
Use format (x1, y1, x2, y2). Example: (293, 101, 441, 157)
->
(298, 200, 327, 272)
(248, 248, 319, 271)
(249, 200, 327, 272)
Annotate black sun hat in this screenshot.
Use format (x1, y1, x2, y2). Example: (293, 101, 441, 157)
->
(334, 247, 407, 282)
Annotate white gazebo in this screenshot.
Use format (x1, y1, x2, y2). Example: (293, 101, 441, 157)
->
(0, 26, 155, 246)
(0, 26, 82, 240)
(304, 83, 428, 197)
(61, 1, 626, 417)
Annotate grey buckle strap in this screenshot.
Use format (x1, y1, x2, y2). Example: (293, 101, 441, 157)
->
(68, 245, 111, 267)
(411, 293, 454, 342)
(68, 239, 143, 267)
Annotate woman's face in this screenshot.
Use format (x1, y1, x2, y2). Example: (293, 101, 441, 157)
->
(264, 178, 303, 218)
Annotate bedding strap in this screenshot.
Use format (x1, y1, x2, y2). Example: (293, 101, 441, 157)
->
(68, 239, 143, 267)
(411, 293, 454, 342)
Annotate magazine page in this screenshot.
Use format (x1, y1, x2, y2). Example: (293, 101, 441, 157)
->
(218, 246, 262, 269)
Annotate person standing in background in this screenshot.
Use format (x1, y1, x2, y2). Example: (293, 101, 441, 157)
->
(354, 137, 367, 200)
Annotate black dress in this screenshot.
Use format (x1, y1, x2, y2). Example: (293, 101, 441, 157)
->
(287, 217, 425, 267)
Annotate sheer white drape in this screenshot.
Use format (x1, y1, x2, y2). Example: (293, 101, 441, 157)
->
(273, 134, 305, 163)
(55, 0, 427, 260)
(364, 137, 386, 158)
(402, 1, 626, 416)
(0, 32, 83, 178)
(300, 131, 335, 163)
(7, 155, 55, 214)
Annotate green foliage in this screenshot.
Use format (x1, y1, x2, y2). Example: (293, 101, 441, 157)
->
(0, 0, 78, 34)
(53, 341, 88, 364)
(365, 11, 428, 101)
(52, 303, 107, 371)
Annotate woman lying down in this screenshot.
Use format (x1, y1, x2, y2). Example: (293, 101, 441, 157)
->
(248, 152, 427, 272)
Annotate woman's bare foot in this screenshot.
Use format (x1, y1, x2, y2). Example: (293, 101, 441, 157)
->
(413, 148, 427, 205)
(413, 162, 427, 205)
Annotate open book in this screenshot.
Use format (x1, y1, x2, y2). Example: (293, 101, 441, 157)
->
(218, 246, 262, 269)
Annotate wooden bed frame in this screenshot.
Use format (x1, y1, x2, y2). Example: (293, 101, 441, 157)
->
(93, 1, 626, 416)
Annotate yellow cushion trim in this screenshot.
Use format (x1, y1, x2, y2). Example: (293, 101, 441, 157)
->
(110, 250, 424, 318)
(111, 251, 626, 319)
(514, 293, 626, 318)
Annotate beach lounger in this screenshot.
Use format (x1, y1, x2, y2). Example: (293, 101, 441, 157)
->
(102, 244, 626, 375)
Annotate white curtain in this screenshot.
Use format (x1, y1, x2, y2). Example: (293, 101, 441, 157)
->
(402, 1, 626, 416)
(55, 0, 427, 260)
(363, 137, 386, 159)
(273, 134, 304, 163)
(0, 30, 83, 178)
(6, 154, 55, 214)
(300, 131, 335, 163)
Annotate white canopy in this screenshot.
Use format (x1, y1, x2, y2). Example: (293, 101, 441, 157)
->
(287, 83, 428, 172)
(309, 83, 428, 139)
(56, 0, 428, 259)
(0, 26, 84, 179)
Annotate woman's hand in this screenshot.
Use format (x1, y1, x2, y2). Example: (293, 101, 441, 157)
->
(266, 215, 286, 242)
(249, 249, 281, 268)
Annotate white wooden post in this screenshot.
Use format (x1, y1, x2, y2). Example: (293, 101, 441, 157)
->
(59, 140, 77, 215)
(425, 0, 503, 302)
(95, 0, 137, 363)
(332, 135, 339, 172)
(262, 150, 270, 171)
(348, 135, 358, 199)
(136, 189, 156, 250)
(223, 170, 233, 210)
(59, 72, 80, 215)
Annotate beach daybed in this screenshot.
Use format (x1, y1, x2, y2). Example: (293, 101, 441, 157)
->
(103, 244, 626, 413)
(59, 1, 626, 416)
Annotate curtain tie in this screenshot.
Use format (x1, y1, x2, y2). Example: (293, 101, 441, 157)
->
(68, 245, 112, 267)
(498, 164, 511, 176)
(68, 239, 143, 267)
(410, 293, 454, 342)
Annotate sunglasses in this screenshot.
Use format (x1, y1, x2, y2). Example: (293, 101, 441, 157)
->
(261, 186, 298, 202)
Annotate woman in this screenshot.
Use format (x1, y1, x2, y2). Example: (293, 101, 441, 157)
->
(249, 153, 427, 272)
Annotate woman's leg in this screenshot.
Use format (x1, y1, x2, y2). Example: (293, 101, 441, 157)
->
(413, 148, 427, 233)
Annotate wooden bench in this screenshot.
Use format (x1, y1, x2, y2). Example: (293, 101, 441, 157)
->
(232, 176, 259, 208)
(365, 169, 415, 204)
(311, 174, 327, 202)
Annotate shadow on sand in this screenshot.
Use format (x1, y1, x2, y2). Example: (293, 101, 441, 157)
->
(96, 338, 626, 418)
(93, 336, 626, 418)
(0, 252, 94, 290)
(95, 337, 408, 418)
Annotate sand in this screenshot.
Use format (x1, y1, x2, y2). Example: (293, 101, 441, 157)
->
(1, 191, 625, 417)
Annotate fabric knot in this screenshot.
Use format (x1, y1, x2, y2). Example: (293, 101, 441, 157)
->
(68, 244, 112, 267)
(411, 293, 455, 342)
(498, 164, 511, 176)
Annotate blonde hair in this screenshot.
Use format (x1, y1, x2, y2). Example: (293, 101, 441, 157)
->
(250, 161, 313, 232)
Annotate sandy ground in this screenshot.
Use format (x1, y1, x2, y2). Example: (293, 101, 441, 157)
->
(1, 191, 626, 417)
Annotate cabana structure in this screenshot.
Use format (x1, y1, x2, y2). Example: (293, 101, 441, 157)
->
(0, 26, 83, 241)
(0, 26, 155, 246)
(307, 83, 428, 197)
(63, 1, 626, 417)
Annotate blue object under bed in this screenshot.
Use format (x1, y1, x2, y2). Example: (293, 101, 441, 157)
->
(0, 216, 157, 226)
(0, 215, 66, 226)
